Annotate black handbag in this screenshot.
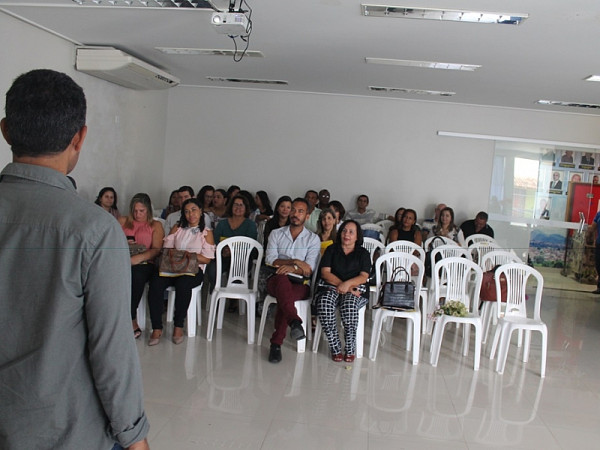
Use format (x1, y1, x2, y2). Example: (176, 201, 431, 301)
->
(376, 266, 416, 310)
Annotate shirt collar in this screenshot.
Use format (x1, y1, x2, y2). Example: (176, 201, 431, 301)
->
(0, 162, 77, 192)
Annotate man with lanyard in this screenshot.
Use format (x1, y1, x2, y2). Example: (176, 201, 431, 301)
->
(265, 198, 320, 362)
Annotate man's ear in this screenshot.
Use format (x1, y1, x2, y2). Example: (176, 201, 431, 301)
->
(71, 125, 87, 153)
(0, 118, 12, 145)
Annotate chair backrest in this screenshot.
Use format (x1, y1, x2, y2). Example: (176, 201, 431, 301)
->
(468, 241, 502, 265)
(375, 252, 424, 310)
(424, 235, 458, 250)
(495, 263, 543, 321)
(385, 240, 425, 264)
(256, 219, 267, 246)
(465, 233, 497, 247)
(362, 237, 385, 264)
(215, 236, 263, 291)
(434, 257, 483, 312)
(479, 250, 522, 272)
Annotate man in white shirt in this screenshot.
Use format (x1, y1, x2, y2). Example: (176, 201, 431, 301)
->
(345, 194, 379, 225)
(303, 189, 321, 233)
(265, 198, 320, 363)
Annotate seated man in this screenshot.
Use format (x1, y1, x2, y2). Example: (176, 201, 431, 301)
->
(420, 202, 446, 240)
(303, 189, 321, 233)
(318, 189, 330, 209)
(265, 198, 320, 363)
(344, 194, 380, 225)
(460, 211, 494, 239)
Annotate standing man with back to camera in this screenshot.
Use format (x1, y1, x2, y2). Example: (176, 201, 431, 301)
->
(0, 69, 149, 449)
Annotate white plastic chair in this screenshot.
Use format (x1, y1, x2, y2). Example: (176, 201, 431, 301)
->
(256, 256, 320, 353)
(468, 241, 502, 265)
(465, 233, 497, 247)
(429, 257, 483, 370)
(369, 253, 423, 364)
(362, 237, 385, 308)
(165, 283, 203, 337)
(206, 237, 263, 344)
(384, 240, 428, 333)
(377, 219, 394, 242)
(479, 251, 523, 344)
(136, 283, 149, 331)
(489, 263, 547, 377)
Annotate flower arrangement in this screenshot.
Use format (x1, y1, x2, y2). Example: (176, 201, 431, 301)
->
(432, 300, 468, 319)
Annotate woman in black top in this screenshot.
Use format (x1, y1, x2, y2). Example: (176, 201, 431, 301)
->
(315, 220, 371, 362)
(387, 208, 422, 246)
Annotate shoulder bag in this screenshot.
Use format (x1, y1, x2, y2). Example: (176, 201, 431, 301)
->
(159, 248, 199, 277)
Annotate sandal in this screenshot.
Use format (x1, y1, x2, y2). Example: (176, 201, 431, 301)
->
(133, 328, 142, 339)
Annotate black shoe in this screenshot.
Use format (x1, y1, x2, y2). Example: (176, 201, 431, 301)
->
(268, 344, 282, 363)
(592, 288, 600, 294)
(289, 319, 306, 341)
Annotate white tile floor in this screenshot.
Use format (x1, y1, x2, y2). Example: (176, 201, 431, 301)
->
(137, 283, 600, 449)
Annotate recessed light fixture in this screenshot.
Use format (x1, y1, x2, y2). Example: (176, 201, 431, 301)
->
(585, 75, 600, 82)
(156, 47, 264, 57)
(206, 76, 288, 85)
(537, 100, 600, 110)
(365, 57, 480, 71)
(361, 5, 528, 25)
(72, 0, 212, 7)
(369, 86, 455, 96)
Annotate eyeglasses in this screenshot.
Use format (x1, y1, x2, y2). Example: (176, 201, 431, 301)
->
(233, 203, 245, 208)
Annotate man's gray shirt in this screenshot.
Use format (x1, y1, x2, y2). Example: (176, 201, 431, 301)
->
(0, 163, 149, 449)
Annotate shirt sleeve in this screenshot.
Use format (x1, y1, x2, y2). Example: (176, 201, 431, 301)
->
(265, 229, 279, 265)
(358, 247, 372, 274)
(82, 222, 149, 447)
(320, 244, 334, 269)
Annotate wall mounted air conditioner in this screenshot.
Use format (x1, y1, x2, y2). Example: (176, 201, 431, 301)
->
(76, 46, 180, 90)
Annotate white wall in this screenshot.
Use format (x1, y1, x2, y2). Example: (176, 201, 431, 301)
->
(0, 12, 168, 212)
(164, 86, 600, 224)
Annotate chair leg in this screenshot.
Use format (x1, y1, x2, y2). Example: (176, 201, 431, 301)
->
(206, 292, 218, 341)
(357, 307, 365, 359)
(312, 319, 322, 353)
(166, 287, 176, 322)
(473, 322, 482, 371)
(496, 325, 513, 374)
(411, 317, 421, 365)
(462, 322, 471, 357)
(420, 289, 428, 335)
(540, 326, 548, 378)
(523, 330, 532, 363)
(406, 319, 413, 351)
(257, 297, 273, 346)
(245, 297, 255, 345)
(489, 325, 501, 360)
(187, 289, 197, 338)
(369, 310, 386, 361)
(429, 319, 446, 367)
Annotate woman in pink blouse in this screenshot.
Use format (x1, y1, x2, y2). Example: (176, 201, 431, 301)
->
(147, 198, 216, 345)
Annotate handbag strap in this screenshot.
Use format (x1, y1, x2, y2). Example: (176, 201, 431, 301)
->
(428, 235, 446, 251)
(388, 265, 410, 282)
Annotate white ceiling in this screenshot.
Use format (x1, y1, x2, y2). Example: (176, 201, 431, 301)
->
(2, 0, 600, 115)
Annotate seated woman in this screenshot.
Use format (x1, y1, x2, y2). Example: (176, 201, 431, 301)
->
(254, 190, 274, 223)
(197, 185, 215, 212)
(386, 207, 404, 244)
(263, 195, 292, 244)
(328, 200, 346, 230)
(387, 208, 422, 246)
(118, 193, 164, 339)
(147, 198, 215, 346)
(316, 208, 337, 254)
(207, 194, 258, 291)
(94, 186, 120, 219)
(207, 188, 227, 228)
(315, 220, 371, 362)
(432, 206, 465, 246)
(239, 190, 260, 222)
(160, 189, 180, 220)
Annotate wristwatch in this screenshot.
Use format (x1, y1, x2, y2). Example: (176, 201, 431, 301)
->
(293, 263, 299, 272)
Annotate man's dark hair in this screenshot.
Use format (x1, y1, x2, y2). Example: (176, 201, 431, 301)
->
(358, 194, 369, 203)
(476, 211, 489, 221)
(292, 197, 309, 209)
(4, 69, 86, 157)
(178, 185, 195, 197)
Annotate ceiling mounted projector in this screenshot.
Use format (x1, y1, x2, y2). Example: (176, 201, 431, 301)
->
(211, 11, 249, 35)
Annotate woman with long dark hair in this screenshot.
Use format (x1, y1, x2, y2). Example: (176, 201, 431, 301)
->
(147, 198, 215, 346)
(388, 208, 422, 246)
(94, 186, 120, 219)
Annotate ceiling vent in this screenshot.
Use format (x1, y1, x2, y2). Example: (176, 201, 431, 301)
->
(76, 47, 179, 90)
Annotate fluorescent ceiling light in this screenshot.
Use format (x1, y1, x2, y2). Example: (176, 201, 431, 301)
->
(365, 57, 480, 71)
(206, 76, 288, 85)
(156, 47, 263, 57)
(369, 86, 455, 96)
(361, 5, 528, 25)
(72, 0, 212, 7)
(537, 100, 600, 110)
(585, 75, 600, 82)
